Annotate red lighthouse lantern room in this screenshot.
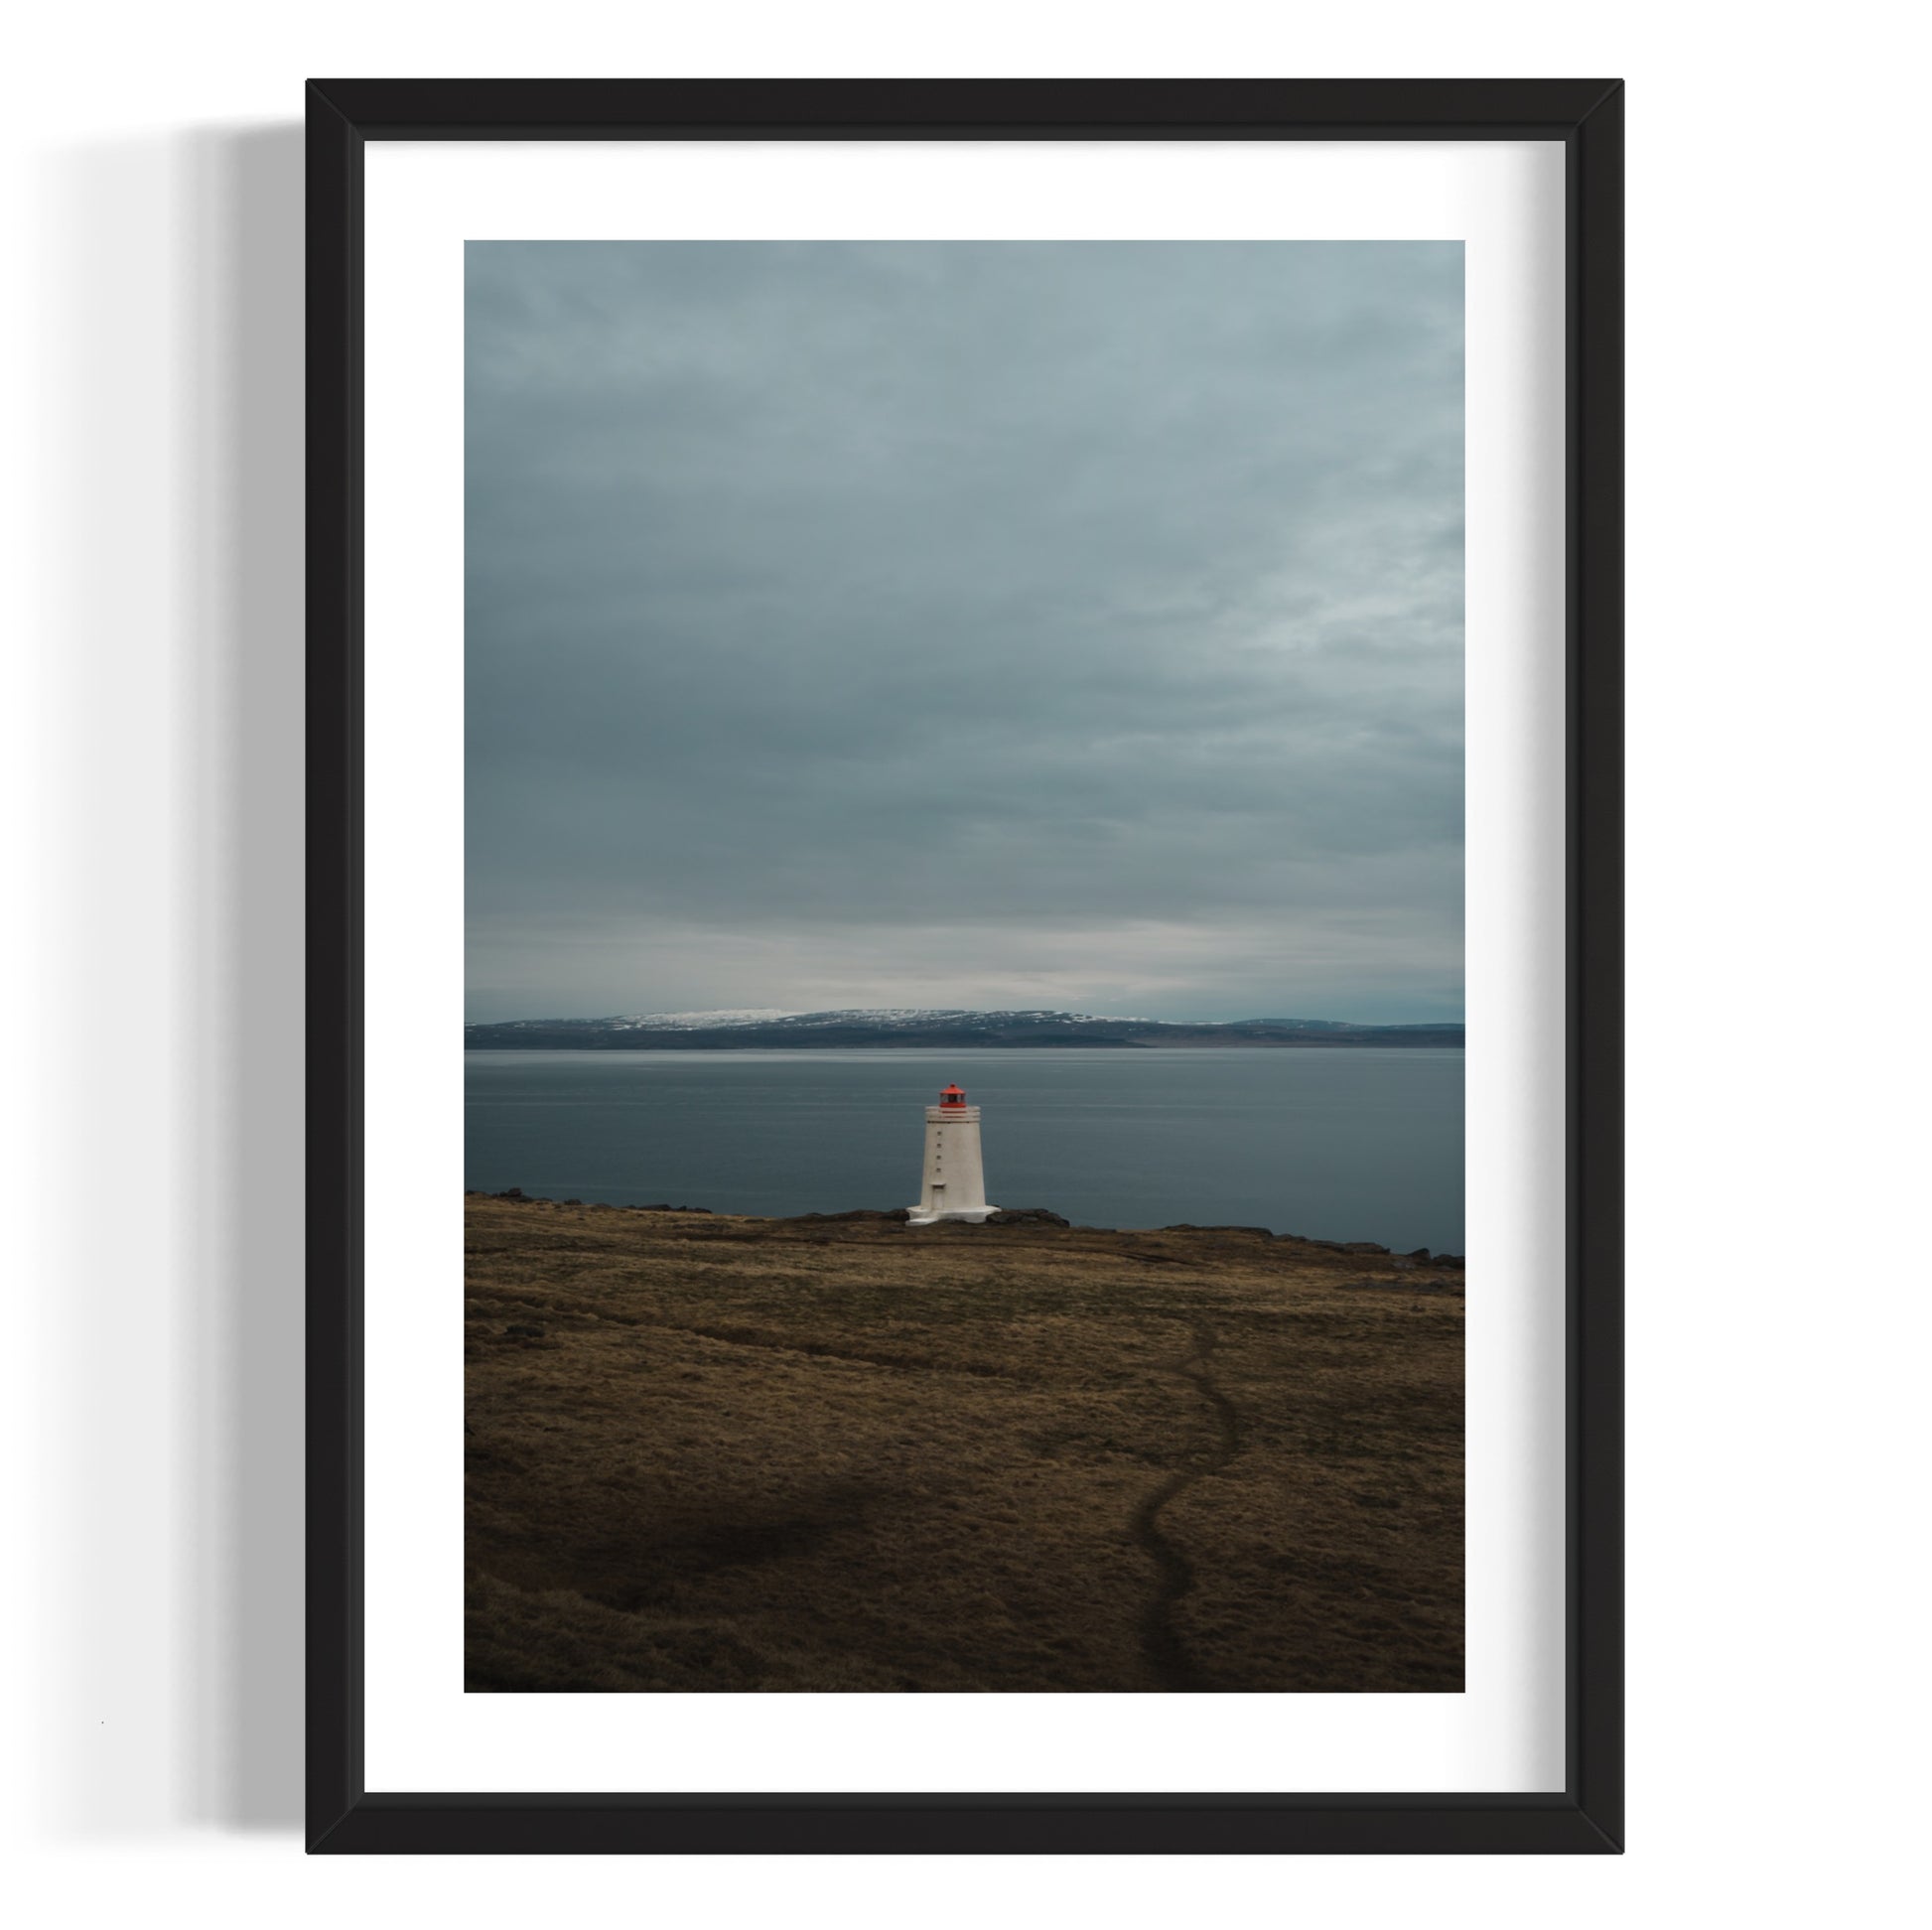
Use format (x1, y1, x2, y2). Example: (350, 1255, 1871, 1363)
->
(938, 1083, 967, 1109)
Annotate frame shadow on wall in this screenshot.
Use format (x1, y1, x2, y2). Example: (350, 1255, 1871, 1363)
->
(40, 119, 305, 1834)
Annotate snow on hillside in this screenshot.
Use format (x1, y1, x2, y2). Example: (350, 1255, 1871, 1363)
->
(465, 1008, 1463, 1045)
(611, 1009, 799, 1030)
(610, 1009, 1158, 1031)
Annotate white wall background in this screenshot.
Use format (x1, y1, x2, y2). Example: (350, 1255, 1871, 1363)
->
(2, 3, 1922, 1923)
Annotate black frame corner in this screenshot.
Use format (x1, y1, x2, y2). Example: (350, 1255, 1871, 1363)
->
(306, 77, 1623, 1858)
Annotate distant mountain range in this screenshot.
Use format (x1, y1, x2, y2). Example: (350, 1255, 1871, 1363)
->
(464, 1008, 1465, 1050)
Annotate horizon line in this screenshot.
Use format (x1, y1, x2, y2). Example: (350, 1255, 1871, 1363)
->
(465, 1006, 1468, 1029)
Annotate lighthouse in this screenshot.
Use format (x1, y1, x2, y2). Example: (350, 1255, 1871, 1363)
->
(907, 1082, 999, 1225)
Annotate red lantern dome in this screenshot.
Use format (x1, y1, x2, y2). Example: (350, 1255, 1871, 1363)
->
(938, 1083, 967, 1108)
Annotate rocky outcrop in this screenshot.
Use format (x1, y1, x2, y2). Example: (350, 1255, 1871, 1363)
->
(785, 1208, 912, 1224)
(469, 1189, 1455, 1256)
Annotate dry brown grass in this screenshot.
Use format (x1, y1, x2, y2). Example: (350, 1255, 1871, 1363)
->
(465, 1195, 1462, 1694)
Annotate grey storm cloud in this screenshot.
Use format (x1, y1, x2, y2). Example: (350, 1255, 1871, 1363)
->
(465, 241, 1463, 1024)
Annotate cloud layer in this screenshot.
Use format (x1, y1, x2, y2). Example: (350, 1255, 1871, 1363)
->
(466, 241, 1463, 1023)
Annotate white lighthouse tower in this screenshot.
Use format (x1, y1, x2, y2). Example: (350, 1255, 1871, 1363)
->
(907, 1082, 999, 1225)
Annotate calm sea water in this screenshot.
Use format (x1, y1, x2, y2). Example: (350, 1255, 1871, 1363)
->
(465, 1047, 1464, 1254)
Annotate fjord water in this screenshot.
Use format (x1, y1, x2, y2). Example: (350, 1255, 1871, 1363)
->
(465, 1047, 1464, 1254)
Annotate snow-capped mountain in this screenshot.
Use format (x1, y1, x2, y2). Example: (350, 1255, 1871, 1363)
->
(466, 1008, 1463, 1050)
(608, 1009, 801, 1030)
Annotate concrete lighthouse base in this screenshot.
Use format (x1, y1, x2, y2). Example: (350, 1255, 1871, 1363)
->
(907, 1096, 998, 1225)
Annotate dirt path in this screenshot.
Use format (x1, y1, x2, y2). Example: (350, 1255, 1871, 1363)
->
(1129, 1320, 1244, 1691)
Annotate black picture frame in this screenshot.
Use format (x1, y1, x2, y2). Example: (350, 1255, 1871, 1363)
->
(307, 77, 1623, 1857)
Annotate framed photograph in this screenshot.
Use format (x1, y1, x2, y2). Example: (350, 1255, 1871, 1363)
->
(308, 79, 1622, 1855)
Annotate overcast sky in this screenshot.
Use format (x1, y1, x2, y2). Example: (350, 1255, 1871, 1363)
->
(466, 241, 1462, 1024)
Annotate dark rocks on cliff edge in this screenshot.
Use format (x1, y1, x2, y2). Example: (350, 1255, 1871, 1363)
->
(1161, 1222, 1275, 1238)
(473, 1192, 1453, 1259)
(786, 1208, 912, 1225)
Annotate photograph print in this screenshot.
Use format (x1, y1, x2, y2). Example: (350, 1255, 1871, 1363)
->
(463, 239, 1465, 1695)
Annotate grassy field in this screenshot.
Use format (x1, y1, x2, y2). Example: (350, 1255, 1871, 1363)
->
(466, 1194, 1463, 1694)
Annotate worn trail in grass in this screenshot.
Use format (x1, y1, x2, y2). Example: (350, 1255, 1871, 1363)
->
(1131, 1321, 1246, 1691)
